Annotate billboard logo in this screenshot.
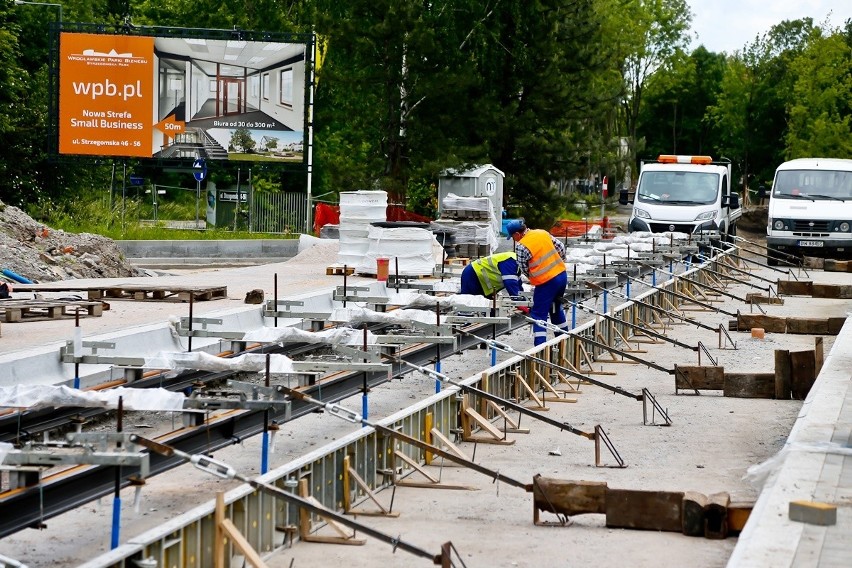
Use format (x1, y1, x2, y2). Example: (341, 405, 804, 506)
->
(72, 79, 143, 101)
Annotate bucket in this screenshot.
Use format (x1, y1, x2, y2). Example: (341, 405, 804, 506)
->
(376, 258, 390, 281)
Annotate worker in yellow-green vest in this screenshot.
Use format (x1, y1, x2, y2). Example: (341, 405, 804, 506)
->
(506, 220, 568, 345)
(459, 252, 529, 314)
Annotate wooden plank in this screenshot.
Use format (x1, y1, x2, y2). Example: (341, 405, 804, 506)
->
(605, 488, 684, 532)
(777, 280, 812, 296)
(815, 337, 824, 376)
(774, 349, 791, 400)
(532, 476, 607, 517)
(744, 293, 783, 305)
(674, 366, 725, 391)
(828, 317, 847, 335)
(812, 284, 852, 299)
(790, 350, 816, 400)
(786, 317, 829, 335)
(734, 314, 787, 333)
(682, 491, 708, 536)
(823, 259, 849, 272)
(723, 373, 775, 399)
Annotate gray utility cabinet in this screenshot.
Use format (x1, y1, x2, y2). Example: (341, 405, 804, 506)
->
(437, 164, 505, 235)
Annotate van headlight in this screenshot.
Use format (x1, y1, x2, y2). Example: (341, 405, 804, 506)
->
(634, 208, 650, 219)
(694, 210, 716, 221)
(773, 219, 786, 230)
(839, 222, 851, 232)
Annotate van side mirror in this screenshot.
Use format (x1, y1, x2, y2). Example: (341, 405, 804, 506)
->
(726, 193, 740, 209)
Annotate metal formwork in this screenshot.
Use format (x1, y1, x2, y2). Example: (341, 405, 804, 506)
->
(80, 256, 727, 568)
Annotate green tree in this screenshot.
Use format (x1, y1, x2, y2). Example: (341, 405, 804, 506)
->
(639, 46, 726, 158)
(785, 29, 852, 158)
(617, 0, 692, 165)
(229, 127, 256, 153)
(710, 19, 817, 188)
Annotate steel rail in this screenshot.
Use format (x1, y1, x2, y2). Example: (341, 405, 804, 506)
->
(0, 319, 516, 538)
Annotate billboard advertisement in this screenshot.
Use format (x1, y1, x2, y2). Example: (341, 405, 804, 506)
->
(58, 31, 309, 162)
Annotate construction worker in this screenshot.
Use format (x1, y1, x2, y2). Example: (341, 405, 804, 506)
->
(506, 220, 568, 345)
(459, 252, 529, 314)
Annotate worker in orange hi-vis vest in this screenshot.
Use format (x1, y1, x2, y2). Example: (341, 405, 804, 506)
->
(506, 220, 568, 345)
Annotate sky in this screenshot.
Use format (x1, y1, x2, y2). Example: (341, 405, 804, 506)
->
(689, 0, 851, 54)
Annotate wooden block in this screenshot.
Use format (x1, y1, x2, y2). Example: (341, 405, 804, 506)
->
(674, 366, 725, 391)
(735, 314, 786, 333)
(789, 500, 837, 526)
(4, 308, 22, 323)
(705, 492, 730, 539)
(774, 349, 791, 400)
(790, 350, 816, 400)
(777, 280, 813, 296)
(828, 317, 847, 335)
(744, 293, 783, 305)
(723, 373, 775, 399)
(727, 502, 753, 534)
(532, 476, 607, 517)
(815, 337, 824, 376)
(605, 488, 684, 532)
(786, 317, 829, 335)
(682, 491, 708, 536)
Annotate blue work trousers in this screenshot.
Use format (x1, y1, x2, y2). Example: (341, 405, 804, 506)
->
(531, 271, 568, 346)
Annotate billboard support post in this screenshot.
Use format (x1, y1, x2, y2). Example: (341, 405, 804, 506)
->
(193, 158, 207, 229)
(121, 161, 127, 232)
(234, 168, 242, 231)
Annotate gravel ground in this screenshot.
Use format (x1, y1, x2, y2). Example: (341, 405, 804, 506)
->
(1, 220, 849, 568)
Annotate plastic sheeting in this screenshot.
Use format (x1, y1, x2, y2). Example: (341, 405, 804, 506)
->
(328, 307, 441, 326)
(242, 326, 377, 345)
(0, 385, 185, 411)
(355, 226, 438, 276)
(0, 442, 11, 465)
(143, 352, 297, 374)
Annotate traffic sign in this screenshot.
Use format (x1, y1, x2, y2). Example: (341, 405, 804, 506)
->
(193, 158, 207, 182)
(129, 175, 144, 186)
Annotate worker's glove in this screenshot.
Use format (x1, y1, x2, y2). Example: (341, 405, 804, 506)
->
(517, 306, 530, 316)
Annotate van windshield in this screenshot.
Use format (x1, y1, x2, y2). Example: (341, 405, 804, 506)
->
(774, 169, 852, 201)
(636, 171, 719, 205)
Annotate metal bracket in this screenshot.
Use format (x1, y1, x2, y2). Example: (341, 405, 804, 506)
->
(333, 344, 383, 363)
(4, 432, 150, 478)
(263, 299, 332, 320)
(60, 340, 145, 366)
(184, 382, 293, 418)
(641, 389, 673, 426)
(176, 317, 245, 339)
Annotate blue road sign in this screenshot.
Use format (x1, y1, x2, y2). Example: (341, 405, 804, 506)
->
(129, 175, 144, 186)
(193, 158, 207, 182)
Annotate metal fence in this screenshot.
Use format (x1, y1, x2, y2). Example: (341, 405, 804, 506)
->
(250, 192, 309, 235)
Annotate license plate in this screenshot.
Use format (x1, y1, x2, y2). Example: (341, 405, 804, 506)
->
(798, 240, 824, 247)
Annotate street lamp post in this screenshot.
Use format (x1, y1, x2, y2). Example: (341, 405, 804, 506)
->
(14, 0, 63, 22)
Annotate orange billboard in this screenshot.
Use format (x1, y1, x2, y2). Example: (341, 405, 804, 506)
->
(56, 30, 310, 162)
(59, 33, 155, 157)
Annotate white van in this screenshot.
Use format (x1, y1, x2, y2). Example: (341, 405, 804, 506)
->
(625, 155, 741, 239)
(766, 158, 852, 264)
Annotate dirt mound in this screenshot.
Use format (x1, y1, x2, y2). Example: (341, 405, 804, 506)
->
(0, 201, 143, 283)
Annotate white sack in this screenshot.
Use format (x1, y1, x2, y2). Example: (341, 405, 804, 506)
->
(0, 384, 185, 411)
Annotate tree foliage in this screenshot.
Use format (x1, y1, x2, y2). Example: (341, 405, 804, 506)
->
(1, 0, 851, 225)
